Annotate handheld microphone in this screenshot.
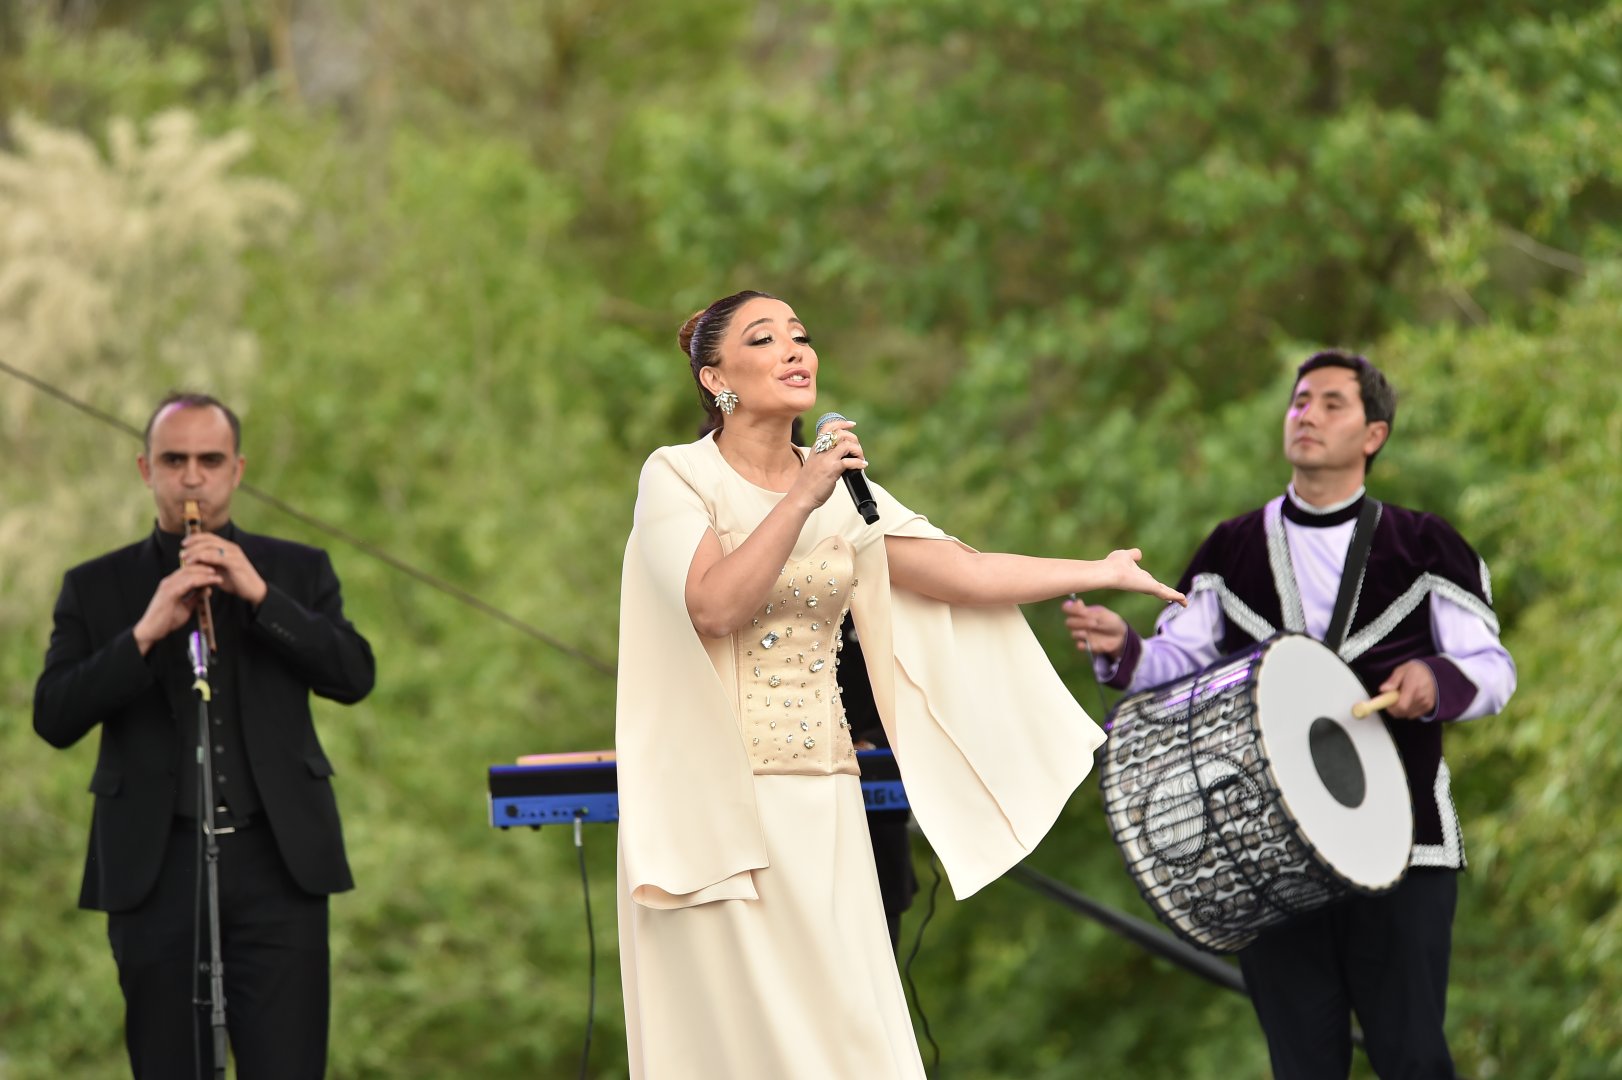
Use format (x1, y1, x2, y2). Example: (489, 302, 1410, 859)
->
(814, 412, 879, 524)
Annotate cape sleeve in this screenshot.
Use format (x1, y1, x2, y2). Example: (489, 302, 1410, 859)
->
(849, 480, 1108, 900)
(615, 448, 766, 909)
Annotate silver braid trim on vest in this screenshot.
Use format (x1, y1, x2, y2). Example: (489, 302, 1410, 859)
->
(1410, 758, 1467, 870)
(1264, 498, 1307, 633)
(1341, 573, 1500, 663)
(1189, 573, 1278, 643)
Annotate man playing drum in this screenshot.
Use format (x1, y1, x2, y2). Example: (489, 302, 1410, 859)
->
(1066, 351, 1515, 1078)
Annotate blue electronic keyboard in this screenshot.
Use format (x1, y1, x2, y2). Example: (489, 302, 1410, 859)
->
(488, 748, 908, 828)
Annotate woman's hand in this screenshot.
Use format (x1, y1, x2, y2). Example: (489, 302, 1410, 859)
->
(788, 418, 867, 512)
(1104, 548, 1187, 606)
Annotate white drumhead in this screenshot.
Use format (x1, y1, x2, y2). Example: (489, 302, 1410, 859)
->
(1256, 635, 1412, 889)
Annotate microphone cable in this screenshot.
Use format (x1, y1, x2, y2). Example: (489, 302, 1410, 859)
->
(572, 816, 596, 1080)
(902, 850, 943, 1077)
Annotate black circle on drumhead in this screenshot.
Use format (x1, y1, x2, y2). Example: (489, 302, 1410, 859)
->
(1309, 716, 1366, 808)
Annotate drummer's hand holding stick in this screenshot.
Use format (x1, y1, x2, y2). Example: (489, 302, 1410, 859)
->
(1353, 660, 1438, 719)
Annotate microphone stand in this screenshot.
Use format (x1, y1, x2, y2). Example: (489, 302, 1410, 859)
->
(189, 629, 229, 1080)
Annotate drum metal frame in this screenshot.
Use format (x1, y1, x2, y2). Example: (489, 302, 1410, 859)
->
(1100, 634, 1408, 954)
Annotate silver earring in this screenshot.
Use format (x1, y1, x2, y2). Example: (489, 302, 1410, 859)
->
(714, 388, 739, 415)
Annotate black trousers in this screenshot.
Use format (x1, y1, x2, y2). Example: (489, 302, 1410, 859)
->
(106, 820, 331, 1080)
(1238, 868, 1458, 1080)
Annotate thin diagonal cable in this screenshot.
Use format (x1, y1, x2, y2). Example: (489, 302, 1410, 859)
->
(0, 359, 616, 677)
(0, 358, 147, 439)
(236, 482, 615, 676)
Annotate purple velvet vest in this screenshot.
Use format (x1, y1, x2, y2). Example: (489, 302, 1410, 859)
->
(1173, 495, 1497, 863)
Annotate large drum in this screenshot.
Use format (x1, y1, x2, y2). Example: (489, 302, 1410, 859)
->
(1100, 634, 1413, 953)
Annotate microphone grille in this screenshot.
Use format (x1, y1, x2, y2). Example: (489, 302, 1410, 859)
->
(814, 412, 849, 433)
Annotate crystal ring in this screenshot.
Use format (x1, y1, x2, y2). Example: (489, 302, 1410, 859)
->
(812, 431, 839, 454)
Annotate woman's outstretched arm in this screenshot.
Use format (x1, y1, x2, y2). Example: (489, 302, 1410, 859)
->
(885, 536, 1186, 608)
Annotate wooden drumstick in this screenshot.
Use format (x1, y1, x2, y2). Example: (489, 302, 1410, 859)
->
(1351, 691, 1400, 718)
(182, 499, 218, 654)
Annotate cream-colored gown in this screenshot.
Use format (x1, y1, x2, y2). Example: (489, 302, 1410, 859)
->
(616, 433, 1105, 1079)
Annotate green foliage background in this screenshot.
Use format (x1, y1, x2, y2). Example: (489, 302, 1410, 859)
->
(2, 1, 1618, 1076)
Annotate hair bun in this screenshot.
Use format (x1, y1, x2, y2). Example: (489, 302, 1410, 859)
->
(678, 308, 707, 359)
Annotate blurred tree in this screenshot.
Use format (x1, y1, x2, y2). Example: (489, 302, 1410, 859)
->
(1, 0, 1618, 1076)
(0, 108, 294, 619)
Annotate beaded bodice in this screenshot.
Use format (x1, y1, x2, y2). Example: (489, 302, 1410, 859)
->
(736, 536, 859, 775)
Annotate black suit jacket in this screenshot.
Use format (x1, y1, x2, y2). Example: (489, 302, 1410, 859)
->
(34, 527, 375, 912)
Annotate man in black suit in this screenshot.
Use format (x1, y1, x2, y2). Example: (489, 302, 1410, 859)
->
(34, 391, 375, 1079)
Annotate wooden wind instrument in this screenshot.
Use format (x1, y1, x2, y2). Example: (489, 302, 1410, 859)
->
(183, 499, 218, 654)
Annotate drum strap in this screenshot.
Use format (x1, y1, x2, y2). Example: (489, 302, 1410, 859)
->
(1324, 498, 1382, 653)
